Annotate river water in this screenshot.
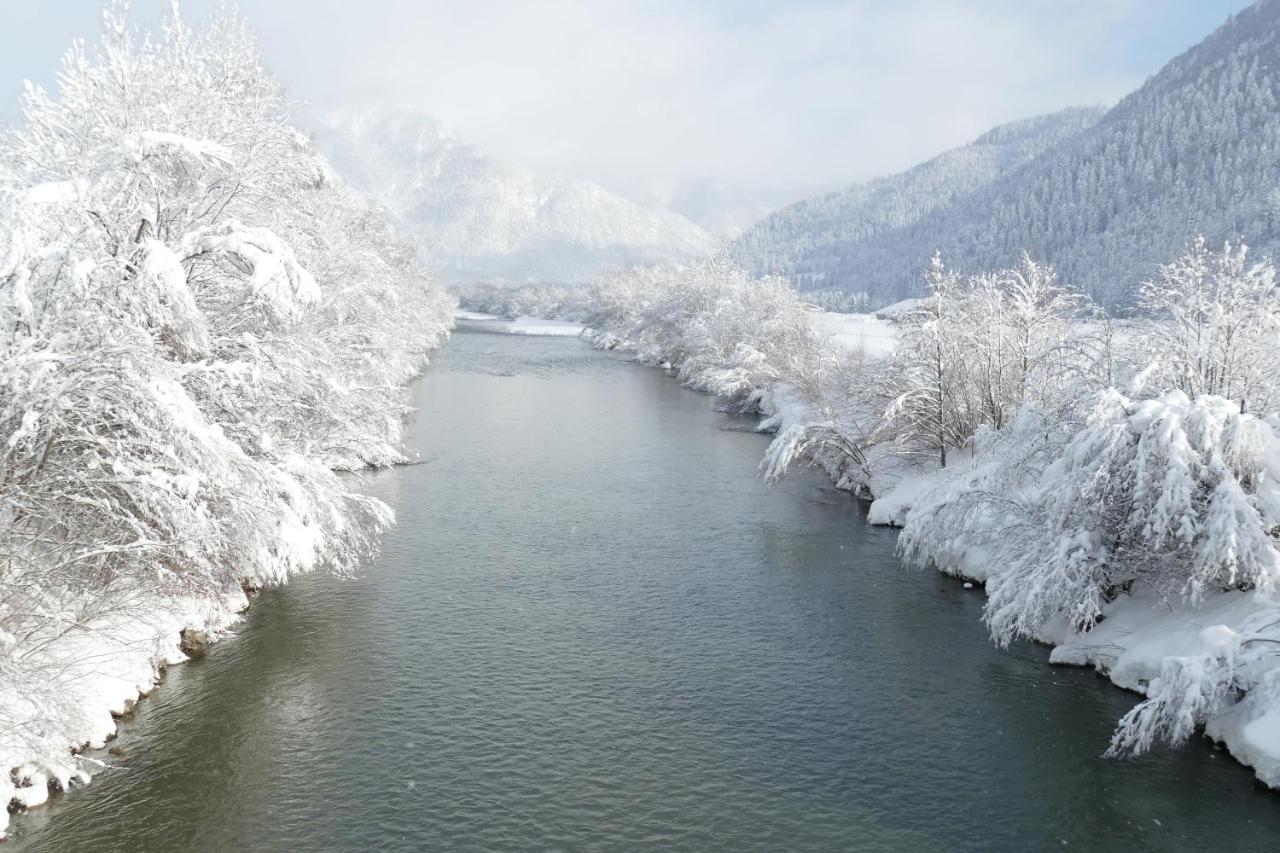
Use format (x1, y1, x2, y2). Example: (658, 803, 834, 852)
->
(9, 323, 1280, 851)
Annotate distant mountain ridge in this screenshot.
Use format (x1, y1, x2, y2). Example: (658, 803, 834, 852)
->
(733, 0, 1280, 308)
(312, 110, 715, 283)
(731, 107, 1105, 291)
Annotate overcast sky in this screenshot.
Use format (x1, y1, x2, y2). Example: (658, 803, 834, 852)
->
(0, 0, 1255, 197)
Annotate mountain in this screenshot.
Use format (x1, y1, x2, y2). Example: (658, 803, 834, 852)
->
(730, 107, 1104, 291)
(311, 111, 714, 283)
(626, 178, 806, 241)
(733, 0, 1280, 308)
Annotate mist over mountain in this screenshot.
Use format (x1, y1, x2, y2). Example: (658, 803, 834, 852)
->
(733, 0, 1280, 308)
(312, 110, 715, 283)
(623, 177, 809, 241)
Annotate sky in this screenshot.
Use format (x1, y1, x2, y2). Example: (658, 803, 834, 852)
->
(0, 0, 1256, 199)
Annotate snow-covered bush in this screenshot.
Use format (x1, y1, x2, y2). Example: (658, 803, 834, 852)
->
(572, 257, 824, 413)
(0, 2, 452, 829)
(881, 253, 1098, 467)
(1105, 616, 1280, 759)
(901, 390, 1280, 639)
(456, 282, 582, 321)
(1134, 237, 1280, 414)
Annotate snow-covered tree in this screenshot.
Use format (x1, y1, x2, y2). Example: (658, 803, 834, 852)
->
(880, 254, 971, 467)
(0, 2, 452, 825)
(1134, 237, 1280, 414)
(878, 253, 1093, 466)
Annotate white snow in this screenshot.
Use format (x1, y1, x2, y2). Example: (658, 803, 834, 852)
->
(503, 317, 585, 336)
(864, 453, 943, 527)
(875, 297, 925, 318)
(0, 6, 454, 836)
(133, 130, 233, 165)
(812, 311, 898, 357)
(23, 180, 85, 204)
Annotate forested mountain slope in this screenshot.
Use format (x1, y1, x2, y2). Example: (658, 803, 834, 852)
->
(734, 0, 1280, 308)
(731, 107, 1103, 291)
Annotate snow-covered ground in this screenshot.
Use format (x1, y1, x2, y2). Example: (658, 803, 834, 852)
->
(454, 310, 586, 336)
(811, 311, 898, 356)
(874, 297, 925, 318)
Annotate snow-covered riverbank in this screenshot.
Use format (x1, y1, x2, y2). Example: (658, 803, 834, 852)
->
(0, 7, 454, 835)
(745, 353, 1280, 789)
(467, 258, 1280, 790)
(846, 445, 1280, 787)
(1, 589, 250, 819)
(455, 311, 587, 336)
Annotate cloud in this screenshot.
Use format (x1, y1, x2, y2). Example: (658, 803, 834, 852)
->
(1, 0, 1252, 195)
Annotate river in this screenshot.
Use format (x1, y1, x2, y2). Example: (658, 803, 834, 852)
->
(9, 322, 1280, 851)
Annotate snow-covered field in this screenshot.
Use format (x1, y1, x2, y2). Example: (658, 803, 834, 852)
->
(811, 310, 898, 356)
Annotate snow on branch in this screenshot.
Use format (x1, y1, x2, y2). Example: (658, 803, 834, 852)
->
(180, 220, 320, 322)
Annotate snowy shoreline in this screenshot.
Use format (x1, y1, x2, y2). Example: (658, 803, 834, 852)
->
(453, 310, 587, 336)
(473, 304, 1280, 791)
(1, 588, 253, 822)
(805, 424, 1280, 788)
(762, 384, 1280, 788)
(0, 7, 456, 836)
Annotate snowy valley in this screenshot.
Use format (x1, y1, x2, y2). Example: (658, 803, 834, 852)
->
(4, 0, 1280, 849)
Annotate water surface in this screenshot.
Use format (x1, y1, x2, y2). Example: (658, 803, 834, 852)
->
(10, 325, 1280, 851)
